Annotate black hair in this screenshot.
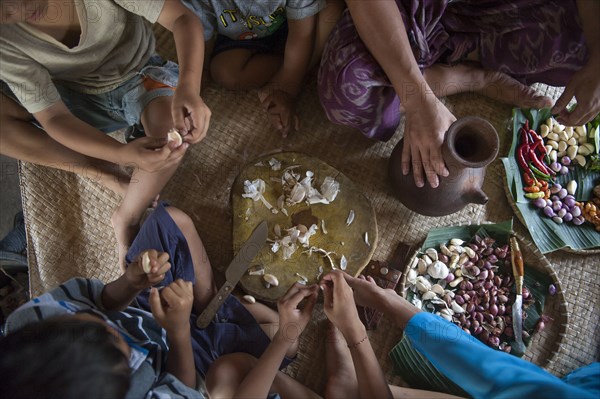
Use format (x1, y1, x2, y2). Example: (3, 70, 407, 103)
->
(0, 317, 130, 399)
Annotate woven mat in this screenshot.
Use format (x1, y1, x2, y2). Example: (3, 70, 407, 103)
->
(18, 27, 599, 393)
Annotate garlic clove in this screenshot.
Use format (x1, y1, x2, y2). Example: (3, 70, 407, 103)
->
(141, 251, 151, 274)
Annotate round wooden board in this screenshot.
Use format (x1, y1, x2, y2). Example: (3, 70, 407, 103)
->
(232, 152, 378, 302)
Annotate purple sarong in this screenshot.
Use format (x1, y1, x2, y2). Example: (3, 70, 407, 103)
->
(317, 0, 588, 141)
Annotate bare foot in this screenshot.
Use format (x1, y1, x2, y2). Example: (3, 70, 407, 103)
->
(324, 322, 359, 399)
(424, 63, 553, 109)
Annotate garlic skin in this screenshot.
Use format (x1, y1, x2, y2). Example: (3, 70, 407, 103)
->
(320, 176, 340, 203)
(242, 295, 256, 304)
(242, 179, 276, 212)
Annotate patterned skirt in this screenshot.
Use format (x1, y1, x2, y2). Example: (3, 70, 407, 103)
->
(317, 0, 588, 141)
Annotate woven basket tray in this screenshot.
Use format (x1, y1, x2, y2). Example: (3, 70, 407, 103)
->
(398, 223, 568, 370)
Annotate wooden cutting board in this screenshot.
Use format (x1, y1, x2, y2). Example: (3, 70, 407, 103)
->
(232, 152, 378, 302)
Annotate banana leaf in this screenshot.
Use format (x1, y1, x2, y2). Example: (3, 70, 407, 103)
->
(501, 108, 600, 253)
(396, 222, 549, 397)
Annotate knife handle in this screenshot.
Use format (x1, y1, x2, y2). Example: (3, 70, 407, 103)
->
(510, 237, 524, 291)
(195, 281, 235, 329)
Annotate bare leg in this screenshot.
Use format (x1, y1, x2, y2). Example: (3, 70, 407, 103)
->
(111, 95, 184, 271)
(164, 207, 216, 311)
(210, 49, 283, 90)
(423, 62, 553, 109)
(324, 322, 359, 399)
(0, 94, 129, 196)
(205, 353, 320, 399)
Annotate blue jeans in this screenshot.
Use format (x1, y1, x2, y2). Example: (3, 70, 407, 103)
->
(1, 55, 179, 133)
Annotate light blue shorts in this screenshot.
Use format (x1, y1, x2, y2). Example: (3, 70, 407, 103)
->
(1, 55, 179, 133)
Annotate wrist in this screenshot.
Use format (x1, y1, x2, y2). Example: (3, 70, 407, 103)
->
(340, 321, 367, 345)
(167, 326, 192, 343)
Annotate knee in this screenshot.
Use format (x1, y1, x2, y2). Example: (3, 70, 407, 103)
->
(165, 207, 194, 231)
(210, 63, 243, 90)
(205, 353, 256, 397)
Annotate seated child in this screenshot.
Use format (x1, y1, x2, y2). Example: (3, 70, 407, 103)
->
(0, 203, 292, 398)
(0, 0, 212, 269)
(181, 0, 343, 136)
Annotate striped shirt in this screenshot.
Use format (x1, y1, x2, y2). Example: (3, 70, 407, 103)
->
(5, 277, 205, 399)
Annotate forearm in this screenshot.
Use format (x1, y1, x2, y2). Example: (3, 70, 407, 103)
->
(577, 0, 600, 58)
(38, 109, 123, 164)
(101, 273, 143, 311)
(345, 0, 430, 107)
(343, 325, 392, 399)
(166, 330, 197, 389)
(233, 332, 292, 398)
(266, 18, 316, 96)
(171, 14, 204, 92)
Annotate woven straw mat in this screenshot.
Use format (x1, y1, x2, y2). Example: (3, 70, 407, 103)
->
(18, 26, 599, 394)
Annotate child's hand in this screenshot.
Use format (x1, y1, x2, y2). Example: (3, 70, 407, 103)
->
(320, 271, 365, 339)
(149, 279, 194, 334)
(172, 87, 211, 144)
(261, 90, 300, 138)
(126, 249, 172, 291)
(122, 137, 188, 172)
(276, 283, 319, 344)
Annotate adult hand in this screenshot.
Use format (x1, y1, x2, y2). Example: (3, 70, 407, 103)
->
(121, 136, 188, 172)
(172, 87, 211, 144)
(401, 97, 456, 188)
(320, 271, 365, 340)
(552, 54, 600, 126)
(276, 283, 319, 344)
(260, 89, 300, 138)
(149, 279, 194, 334)
(125, 249, 172, 291)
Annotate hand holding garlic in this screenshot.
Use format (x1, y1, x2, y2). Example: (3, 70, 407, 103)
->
(149, 279, 194, 334)
(126, 249, 172, 290)
(321, 271, 365, 342)
(275, 283, 319, 344)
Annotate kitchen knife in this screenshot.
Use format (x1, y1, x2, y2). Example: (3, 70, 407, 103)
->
(196, 220, 268, 328)
(510, 236, 526, 355)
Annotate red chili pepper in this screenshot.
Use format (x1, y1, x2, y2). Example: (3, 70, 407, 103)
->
(528, 129, 547, 155)
(517, 143, 530, 171)
(522, 171, 535, 186)
(528, 148, 553, 175)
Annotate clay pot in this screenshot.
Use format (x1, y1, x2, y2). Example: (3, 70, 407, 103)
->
(388, 116, 499, 216)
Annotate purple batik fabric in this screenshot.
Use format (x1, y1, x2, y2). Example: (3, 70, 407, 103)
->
(317, 0, 587, 141)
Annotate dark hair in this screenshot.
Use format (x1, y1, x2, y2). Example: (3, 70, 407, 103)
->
(0, 317, 130, 399)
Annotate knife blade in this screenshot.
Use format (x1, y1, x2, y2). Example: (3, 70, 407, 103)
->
(196, 220, 268, 328)
(510, 236, 526, 355)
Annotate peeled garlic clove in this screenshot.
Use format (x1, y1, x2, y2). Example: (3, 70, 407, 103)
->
(346, 210, 355, 226)
(440, 244, 452, 257)
(167, 128, 183, 147)
(242, 295, 256, 304)
(415, 276, 432, 293)
(449, 238, 464, 246)
(431, 284, 445, 295)
(425, 248, 438, 261)
(422, 291, 437, 301)
(566, 180, 577, 196)
(141, 251, 151, 273)
(417, 258, 428, 274)
(321, 219, 328, 234)
(264, 274, 279, 287)
(248, 265, 265, 276)
(407, 269, 417, 284)
(364, 232, 370, 246)
(451, 301, 466, 314)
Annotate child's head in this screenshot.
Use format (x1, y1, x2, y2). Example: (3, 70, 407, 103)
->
(0, 0, 48, 24)
(0, 315, 131, 399)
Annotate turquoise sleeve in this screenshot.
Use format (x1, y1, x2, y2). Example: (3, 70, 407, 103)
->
(404, 312, 598, 399)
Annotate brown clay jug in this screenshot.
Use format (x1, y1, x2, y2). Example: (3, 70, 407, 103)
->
(388, 116, 499, 216)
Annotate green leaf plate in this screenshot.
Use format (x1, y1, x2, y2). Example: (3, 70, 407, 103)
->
(501, 108, 600, 254)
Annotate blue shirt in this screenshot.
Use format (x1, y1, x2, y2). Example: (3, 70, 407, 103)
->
(404, 312, 599, 399)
